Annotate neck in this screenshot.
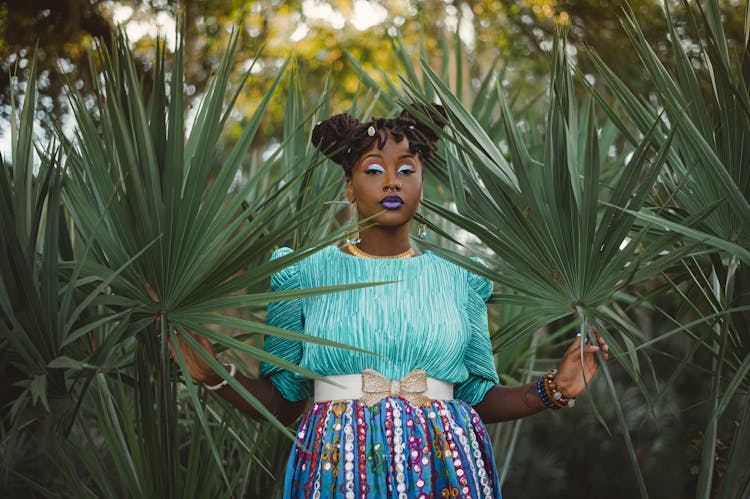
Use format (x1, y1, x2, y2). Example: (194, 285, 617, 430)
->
(356, 223, 412, 256)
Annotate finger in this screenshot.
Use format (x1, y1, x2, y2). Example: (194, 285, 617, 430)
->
(583, 343, 609, 361)
(197, 335, 216, 356)
(595, 335, 609, 355)
(194, 333, 210, 349)
(187, 329, 212, 349)
(581, 334, 594, 349)
(583, 345, 601, 362)
(179, 329, 211, 354)
(591, 328, 607, 346)
(565, 334, 582, 355)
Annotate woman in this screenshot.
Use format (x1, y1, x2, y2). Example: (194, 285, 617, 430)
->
(176, 106, 609, 498)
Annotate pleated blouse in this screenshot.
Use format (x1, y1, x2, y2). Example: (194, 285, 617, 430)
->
(259, 246, 499, 406)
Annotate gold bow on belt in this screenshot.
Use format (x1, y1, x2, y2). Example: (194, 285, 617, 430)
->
(359, 369, 432, 407)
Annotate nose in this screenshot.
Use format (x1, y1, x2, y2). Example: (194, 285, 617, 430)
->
(383, 169, 401, 193)
(383, 182, 401, 193)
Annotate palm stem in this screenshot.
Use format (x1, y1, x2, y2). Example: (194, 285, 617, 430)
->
(696, 255, 739, 498)
(159, 313, 176, 497)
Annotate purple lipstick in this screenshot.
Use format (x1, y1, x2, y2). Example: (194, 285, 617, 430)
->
(380, 196, 404, 209)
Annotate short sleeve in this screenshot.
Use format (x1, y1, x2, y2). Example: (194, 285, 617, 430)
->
(454, 258, 499, 406)
(259, 247, 312, 402)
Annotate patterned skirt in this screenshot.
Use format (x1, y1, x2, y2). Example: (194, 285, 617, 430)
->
(283, 397, 502, 499)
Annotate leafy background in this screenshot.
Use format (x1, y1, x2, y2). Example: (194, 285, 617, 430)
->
(1, 1, 749, 498)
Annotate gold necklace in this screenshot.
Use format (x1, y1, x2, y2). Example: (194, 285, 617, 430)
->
(346, 243, 415, 259)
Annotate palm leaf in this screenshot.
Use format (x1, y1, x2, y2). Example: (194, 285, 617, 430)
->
(400, 30, 701, 495)
(584, 2, 750, 495)
(51, 24, 381, 494)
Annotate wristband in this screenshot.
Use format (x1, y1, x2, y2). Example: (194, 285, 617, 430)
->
(203, 363, 236, 391)
(538, 369, 575, 409)
(536, 373, 560, 410)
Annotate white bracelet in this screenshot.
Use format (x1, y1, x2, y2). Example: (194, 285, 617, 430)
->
(203, 363, 236, 391)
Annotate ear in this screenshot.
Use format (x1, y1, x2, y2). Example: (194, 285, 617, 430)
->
(346, 177, 355, 203)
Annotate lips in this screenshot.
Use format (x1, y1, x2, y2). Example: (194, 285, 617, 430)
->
(380, 196, 404, 209)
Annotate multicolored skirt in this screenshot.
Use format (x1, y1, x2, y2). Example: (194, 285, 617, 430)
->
(283, 397, 502, 498)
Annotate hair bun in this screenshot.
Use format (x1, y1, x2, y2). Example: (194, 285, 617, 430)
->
(399, 103, 447, 143)
(310, 105, 445, 175)
(311, 113, 363, 166)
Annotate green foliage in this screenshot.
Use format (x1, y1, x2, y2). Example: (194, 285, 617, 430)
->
(0, 51, 127, 437)
(1, 23, 365, 497)
(347, 4, 748, 495)
(406, 37, 669, 496)
(584, 1, 750, 496)
(2, 1, 750, 498)
(349, 21, 694, 496)
(59, 22, 367, 426)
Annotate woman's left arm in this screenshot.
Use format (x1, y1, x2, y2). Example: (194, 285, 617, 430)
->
(474, 330, 609, 424)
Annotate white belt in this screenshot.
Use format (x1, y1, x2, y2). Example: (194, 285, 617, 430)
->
(313, 368, 454, 407)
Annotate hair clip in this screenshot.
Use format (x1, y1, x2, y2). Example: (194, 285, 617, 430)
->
(367, 125, 376, 137)
(316, 121, 322, 126)
(409, 125, 415, 129)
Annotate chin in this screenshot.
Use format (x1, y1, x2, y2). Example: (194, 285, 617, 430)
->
(374, 212, 416, 227)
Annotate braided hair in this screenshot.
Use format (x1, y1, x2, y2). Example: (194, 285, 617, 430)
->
(311, 103, 447, 177)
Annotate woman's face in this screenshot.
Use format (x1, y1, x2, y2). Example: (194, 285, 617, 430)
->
(346, 134, 424, 228)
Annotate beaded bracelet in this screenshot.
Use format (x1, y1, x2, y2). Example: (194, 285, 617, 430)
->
(204, 363, 236, 391)
(536, 373, 560, 410)
(538, 369, 575, 409)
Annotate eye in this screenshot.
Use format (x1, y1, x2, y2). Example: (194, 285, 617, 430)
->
(397, 164, 416, 175)
(364, 164, 385, 175)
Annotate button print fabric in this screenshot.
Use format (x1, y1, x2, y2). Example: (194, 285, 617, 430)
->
(284, 397, 502, 498)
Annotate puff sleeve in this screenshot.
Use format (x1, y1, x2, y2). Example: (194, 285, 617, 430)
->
(259, 247, 312, 402)
(454, 260, 500, 406)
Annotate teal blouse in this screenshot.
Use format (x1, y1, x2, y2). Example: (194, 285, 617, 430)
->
(259, 246, 499, 406)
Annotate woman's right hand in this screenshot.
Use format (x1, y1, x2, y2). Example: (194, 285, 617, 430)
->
(147, 281, 224, 385)
(171, 330, 221, 384)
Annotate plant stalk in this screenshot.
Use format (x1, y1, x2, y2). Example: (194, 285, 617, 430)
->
(160, 313, 176, 498)
(696, 256, 738, 498)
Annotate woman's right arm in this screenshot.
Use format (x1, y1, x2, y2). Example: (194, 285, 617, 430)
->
(173, 331, 307, 426)
(179, 247, 309, 425)
(211, 372, 307, 426)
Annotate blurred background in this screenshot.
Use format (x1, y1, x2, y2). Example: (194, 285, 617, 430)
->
(1, 1, 749, 498)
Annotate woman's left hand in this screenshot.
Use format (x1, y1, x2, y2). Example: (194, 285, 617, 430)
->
(554, 328, 609, 399)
